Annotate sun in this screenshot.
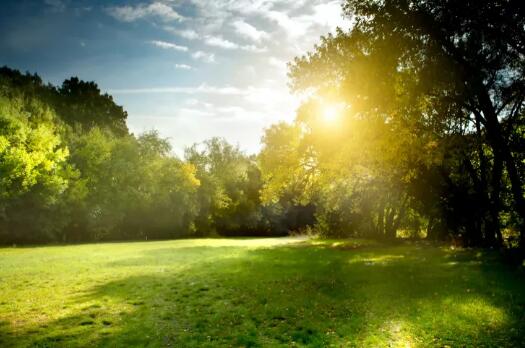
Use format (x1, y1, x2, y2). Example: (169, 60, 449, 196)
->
(321, 104, 342, 122)
(322, 106, 338, 121)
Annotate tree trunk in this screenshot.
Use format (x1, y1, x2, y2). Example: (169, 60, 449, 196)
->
(385, 206, 396, 239)
(489, 153, 504, 247)
(426, 216, 435, 239)
(479, 92, 525, 249)
(474, 113, 502, 247)
(502, 149, 525, 248)
(377, 200, 385, 236)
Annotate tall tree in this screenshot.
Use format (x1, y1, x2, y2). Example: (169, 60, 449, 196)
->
(289, 0, 525, 247)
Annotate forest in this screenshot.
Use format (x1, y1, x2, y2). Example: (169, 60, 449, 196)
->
(0, 66, 320, 243)
(2, 0, 525, 251)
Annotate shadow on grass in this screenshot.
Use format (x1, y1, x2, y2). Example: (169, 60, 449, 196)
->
(3, 242, 525, 347)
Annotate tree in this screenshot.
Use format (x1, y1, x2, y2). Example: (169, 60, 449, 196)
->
(68, 129, 200, 241)
(288, 0, 525, 247)
(0, 67, 202, 243)
(0, 88, 77, 243)
(186, 138, 278, 236)
(57, 77, 128, 136)
(0, 67, 129, 137)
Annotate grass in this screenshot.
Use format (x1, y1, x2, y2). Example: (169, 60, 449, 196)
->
(0, 237, 524, 347)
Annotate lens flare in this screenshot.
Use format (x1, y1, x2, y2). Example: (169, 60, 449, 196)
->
(321, 103, 343, 122)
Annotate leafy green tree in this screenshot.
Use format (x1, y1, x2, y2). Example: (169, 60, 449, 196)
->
(0, 89, 77, 243)
(186, 138, 276, 236)
(67, 129, 199, 241)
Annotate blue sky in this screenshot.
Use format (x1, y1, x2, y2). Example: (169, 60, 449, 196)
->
(0, 0, 349, 155)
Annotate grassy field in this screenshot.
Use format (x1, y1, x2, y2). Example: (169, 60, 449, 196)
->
(0, 238, 524, 347)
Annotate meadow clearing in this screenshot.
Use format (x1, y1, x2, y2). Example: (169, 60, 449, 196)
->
(1, 237, 524, 347)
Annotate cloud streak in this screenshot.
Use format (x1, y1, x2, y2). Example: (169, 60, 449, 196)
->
(107, 2, 184, 22)
(191, 51, 215, 63)
(167, 28, 200, 40)
(204, 36, 238, 49)
(175, 63, 192, 69)
(203, 35, 266, 52)
(150, 40, 188, 51)
(232, 20, 269, 42)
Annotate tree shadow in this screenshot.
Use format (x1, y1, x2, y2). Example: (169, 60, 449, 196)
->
(3, 242, 525, 347)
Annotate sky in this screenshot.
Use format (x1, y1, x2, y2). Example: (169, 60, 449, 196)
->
(0, 0, 349, 155)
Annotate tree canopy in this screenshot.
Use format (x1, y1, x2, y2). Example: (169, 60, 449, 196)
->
(259, 0, 525, 247)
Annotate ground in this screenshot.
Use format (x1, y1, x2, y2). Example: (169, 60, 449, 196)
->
(0, 237, 524, 347)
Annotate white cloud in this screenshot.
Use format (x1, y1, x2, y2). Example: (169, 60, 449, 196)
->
(183, 0, 277, 20)
(191, 51, 215, 63)
(203, 35, 266, 52)
(155, 1, 345, 57)
(175, 63, 192, 70)
(261, 1, 348, 42)
(312, 1, 348, 30)
(166, 28, 200, 40)
(264, 10, 310, 38)
(241, 45, 267, 53)
(204, 36, 239, 49)
(150, 40, 188, 51)
(107, 2, 184, 22)
(232, 20, 269, 42)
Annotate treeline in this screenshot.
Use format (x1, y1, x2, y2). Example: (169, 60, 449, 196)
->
(258, 0, 525, 249)
(0, 67, 313, 244)
(2, 0, 525, 249)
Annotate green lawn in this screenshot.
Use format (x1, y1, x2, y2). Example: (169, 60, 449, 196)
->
(0, 238, 524, 347)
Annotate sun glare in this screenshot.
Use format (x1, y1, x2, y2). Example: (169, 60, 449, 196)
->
(321, 104, 343, 122)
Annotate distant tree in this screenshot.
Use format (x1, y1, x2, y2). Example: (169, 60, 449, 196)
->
(186, 138, 280, 236)
(67, 129, 199, 241)
(0, 67, 129, 137)
(57, 77, 128, 136)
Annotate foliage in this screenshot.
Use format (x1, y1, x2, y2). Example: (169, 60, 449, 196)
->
(186, 138, 284, 236)
(65, 129, 200, 241)
(0, 68, 298, 244)
(0, 88, 76, 243)
(259, 0, 525, 247)
(56, 77, 128, 136)
(0, 68, 203, 243)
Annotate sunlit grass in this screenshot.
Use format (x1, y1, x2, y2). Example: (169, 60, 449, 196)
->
(0, 238, 524, 347)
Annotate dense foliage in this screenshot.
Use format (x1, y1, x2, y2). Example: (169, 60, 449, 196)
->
(260, 0, 525, 248)
(0, 68, 313, 243)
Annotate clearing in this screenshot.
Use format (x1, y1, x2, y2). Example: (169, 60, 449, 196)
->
(0, 237, 524, 347)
